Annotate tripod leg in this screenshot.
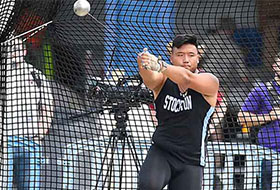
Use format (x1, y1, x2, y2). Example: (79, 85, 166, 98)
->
(95, 137, 111, 189)
(126, 134, 141, 173)
(94, 135, 116, 190)
(118, 137, 126, 190)
(104, 135, 118, 189)
(106, 135, 118, 190)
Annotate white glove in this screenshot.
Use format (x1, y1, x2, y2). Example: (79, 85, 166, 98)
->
(140, 48, 161, 72)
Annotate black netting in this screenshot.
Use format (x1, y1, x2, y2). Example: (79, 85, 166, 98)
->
(0, 0, 280, 189)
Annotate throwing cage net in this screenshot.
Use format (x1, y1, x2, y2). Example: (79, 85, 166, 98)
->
(0, 0, 280, 189)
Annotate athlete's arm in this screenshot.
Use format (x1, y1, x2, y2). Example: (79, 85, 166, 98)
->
(161, 64, 219, 106)
(137, 52, 165, 92)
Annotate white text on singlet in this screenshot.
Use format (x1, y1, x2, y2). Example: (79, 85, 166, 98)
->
(163, 94, 192, 112)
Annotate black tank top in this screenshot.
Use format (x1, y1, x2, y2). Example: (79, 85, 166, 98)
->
(152, 79, 214, 166)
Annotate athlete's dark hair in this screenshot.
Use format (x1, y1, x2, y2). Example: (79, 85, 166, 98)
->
(172, 34, 198, 49)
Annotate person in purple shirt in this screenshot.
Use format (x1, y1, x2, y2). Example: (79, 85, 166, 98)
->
(238, 53, 280, 190)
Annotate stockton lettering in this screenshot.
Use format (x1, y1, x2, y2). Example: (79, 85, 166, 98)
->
(163, 94, 192, 112)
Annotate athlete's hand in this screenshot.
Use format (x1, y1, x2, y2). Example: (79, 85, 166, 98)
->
(138, 48, 161, 72)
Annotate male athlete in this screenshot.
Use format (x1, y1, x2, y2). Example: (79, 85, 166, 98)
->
(137, 34, 219, 190)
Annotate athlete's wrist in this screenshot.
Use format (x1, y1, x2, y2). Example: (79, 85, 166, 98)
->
(157, 57, 168, 73)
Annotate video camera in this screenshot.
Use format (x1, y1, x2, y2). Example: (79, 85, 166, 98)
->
(87, 75, 153, 109)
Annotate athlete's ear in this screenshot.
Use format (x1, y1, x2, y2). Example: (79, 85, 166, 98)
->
(170, 56, 173, 65)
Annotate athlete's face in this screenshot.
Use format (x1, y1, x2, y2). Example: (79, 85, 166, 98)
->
(170, 43, 199, 73)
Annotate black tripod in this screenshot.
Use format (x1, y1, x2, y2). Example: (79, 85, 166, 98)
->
(95, 103, 142, 190)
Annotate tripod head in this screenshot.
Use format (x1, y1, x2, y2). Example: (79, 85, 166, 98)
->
(109, 103, 130, 140)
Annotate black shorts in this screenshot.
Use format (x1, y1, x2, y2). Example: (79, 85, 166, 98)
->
(138, 144, 203, 190)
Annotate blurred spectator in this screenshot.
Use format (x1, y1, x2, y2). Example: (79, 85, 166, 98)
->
(237, 53, 280, 190)
(233, 28, 263, 68)
(208, 91, 227, 190)
(148, 103, 158, 127)
(203, 17, 250, 104)
(84, 49, 105, 80)
(209, 92, 227, 142)
(257, 0, 280, 75)
(4, 38, 53, 189)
